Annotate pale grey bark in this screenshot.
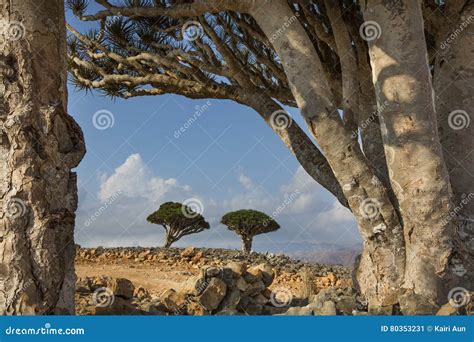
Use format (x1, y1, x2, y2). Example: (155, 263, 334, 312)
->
(362, 0, 457, 314)
(250, 0, 405, 308)
(0, 0, 85, 314)
(350, 29, 392, 190)
(433, 2, 474, 291)
(324, 0, 359, 133)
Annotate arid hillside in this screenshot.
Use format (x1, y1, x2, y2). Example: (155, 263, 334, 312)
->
(75, 246, 353, 315)
(75, 247, 472, 316)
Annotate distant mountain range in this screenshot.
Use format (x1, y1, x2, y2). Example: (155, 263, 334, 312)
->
(256, 241, 362, 266)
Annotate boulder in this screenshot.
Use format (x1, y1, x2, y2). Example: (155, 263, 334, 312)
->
(215, 309, 239, 315)
(243, 280, 265, 297)
(281, 306, 313, 316)
(197, 277, 227, 311)
(318, 301, 337, 315)
(436, 303, 459, 316)
(141, 301, 168, 315)
(262, 305, 289, 315)
(192, 251, 204, 262)
(205, 267, 222, 278)
(193, 276, 209, 296)
(367, 303, 394, 315)
(181, 246, 195, 258)
(335, 295, 357, 315)
(186, 301, 209, 316)
(326, 272, 337, 285)
(219, 288, 241, 310)
(252, 293, 269, 305)
(226, 262, 247, 277)
(160, 289, 184, 312)
(94, 297, 143, 315)
(310, 287, 353, 309)
(261, 288, 272, 299)
(134, 286, 150, 300)
(89, 277, 108, 291)
(247, 263, 274, 286)
(241, 301, 263, 315)
(235, 277, 249, 292)
(109, 278, 135, 299)
(76, 278, 91, 293)
(243, 272, 259, 284)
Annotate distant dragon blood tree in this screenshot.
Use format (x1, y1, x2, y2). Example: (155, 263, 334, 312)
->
(147, 202, 210, 248)
(221, 210, 280, 253)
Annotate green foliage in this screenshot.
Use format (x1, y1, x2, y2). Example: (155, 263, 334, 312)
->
(67, 0, 89, 16)
(147, 201, 209, 231)
(221, 209, 280, 237)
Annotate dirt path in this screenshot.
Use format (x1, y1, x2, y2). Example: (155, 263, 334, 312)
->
(75, 263, 199, 295)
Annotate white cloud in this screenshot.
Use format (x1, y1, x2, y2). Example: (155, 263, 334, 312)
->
(98, 153, 191, 202)
(238, 172, 254, 190)
(76, 156, 359, 250)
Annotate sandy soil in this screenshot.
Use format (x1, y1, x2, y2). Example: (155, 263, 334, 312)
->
(75, 262, 200, 295)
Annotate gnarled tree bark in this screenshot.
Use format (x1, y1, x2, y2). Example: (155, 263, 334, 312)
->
(433, 1, 474, 291)
(362, 0, 458, 314)
(250, 0, 405, 309)
(0, 0, 85, 314)
(241, 235, 252, 254)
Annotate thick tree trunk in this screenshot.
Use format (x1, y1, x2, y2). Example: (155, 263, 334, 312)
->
(251, 0, 405, 308)
(0, 0, 85, 314)
(241, 93, 348, 208)
(324, 0, 359, 134)
(163, 235, 173, 248)
(362, 0, 457, 313)
(350, 30, 392, 190)
(241, 235, 252, 253)
(433, 2, 474, 290)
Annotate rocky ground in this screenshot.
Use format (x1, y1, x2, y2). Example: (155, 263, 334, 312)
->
(75, 246, 472, 316)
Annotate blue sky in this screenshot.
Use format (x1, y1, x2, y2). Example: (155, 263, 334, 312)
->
(66, 7, 360, 253)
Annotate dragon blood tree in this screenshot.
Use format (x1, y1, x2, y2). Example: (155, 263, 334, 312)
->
(147, 202, 209, 248)
(221, 209, 280, 253)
